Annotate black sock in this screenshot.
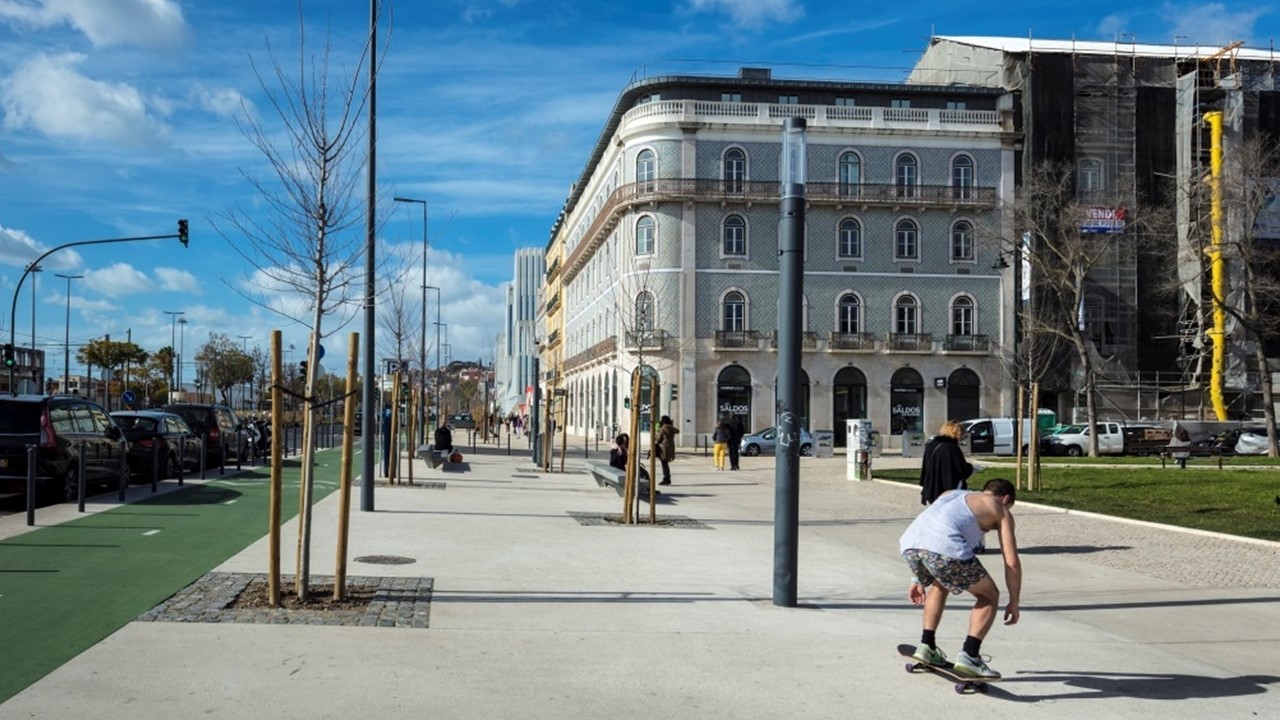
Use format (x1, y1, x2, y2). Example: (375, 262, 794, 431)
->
(962, 635, 982, 658)
(921, 629, 937, 649)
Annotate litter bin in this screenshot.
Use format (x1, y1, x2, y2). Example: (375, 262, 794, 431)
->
(901, 430, 927, 458)
(813, 430, 834, 458)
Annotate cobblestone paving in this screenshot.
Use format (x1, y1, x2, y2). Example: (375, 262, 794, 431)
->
(789, 471, 1280, 590)
(567, 511, 713, 530)
(138, 573, 434, 627)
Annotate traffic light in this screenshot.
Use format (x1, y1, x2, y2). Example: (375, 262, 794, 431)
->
(669, 383, 678, 402)
(3, 343, 14, 369)
(177, 218, 189, 247)
(299, 360, 308, 379)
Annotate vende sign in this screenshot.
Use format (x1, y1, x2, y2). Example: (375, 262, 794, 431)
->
(1081, 206, 1126, 234)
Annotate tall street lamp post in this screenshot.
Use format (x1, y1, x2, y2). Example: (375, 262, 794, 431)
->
(163, 310, 184, 402)
(55, 274, 82, 393)
(28, 263, 42, 391)
(238, 334, 252, 411)
(394, 196, 428, 445)
(425, 287, 442, 427)
(178, 317, 188, 399)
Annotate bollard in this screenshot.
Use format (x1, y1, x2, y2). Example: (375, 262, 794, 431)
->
(199, 435, 207, 480)
(77, 442, 86, 512)
(117, 438, 127, 502)
(177, 433, 186, 486)
(235, 439, 242, 472)
(26, 444, 37, 526)
(506, 432, 511, 456)
(151, 433, 161, 493)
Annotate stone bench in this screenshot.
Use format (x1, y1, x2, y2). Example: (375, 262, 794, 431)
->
(418, 444, 467, 471)
(584, 460, 658, 502)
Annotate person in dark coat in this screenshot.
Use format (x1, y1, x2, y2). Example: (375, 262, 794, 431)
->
(727, 414, 745, 470)
(919, 420, 973, 506)
(433, 423, 454, 453)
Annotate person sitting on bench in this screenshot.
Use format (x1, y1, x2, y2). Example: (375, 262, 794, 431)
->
(434, 423, 454, 455)
(609, 433, 649, 481)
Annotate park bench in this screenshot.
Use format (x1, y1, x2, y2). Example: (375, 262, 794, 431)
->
(1159, 445, 1227, 469)
(584, 460, 658, 502)
(418, 444, 467, 471)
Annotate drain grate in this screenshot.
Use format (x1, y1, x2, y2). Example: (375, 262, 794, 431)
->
(566, 511, 713, 530)
(354, 555, 417, 565)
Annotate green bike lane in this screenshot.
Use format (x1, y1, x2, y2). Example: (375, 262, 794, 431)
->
(0, 448, 359, 703)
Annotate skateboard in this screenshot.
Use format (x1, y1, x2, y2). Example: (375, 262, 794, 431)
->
(896, 644, 999, 694)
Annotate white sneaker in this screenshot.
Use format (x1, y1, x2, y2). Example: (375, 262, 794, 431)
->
(953, 651, 1000, 679)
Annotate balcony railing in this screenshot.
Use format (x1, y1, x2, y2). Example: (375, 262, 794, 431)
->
(828, 332, 878, 351)
(624, 329, 669, 351)
(545, 293, 561, 315)
(770, 331, 819, 349)
(944, 334, 991, 352)
(888, 333, 934, 352)
(714, 330, 761, 349)
(545, 258, 561, 282)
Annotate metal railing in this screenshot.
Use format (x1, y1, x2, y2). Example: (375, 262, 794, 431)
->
(943, 334, 990, 352)
(714, 330, 761, 349)
(624, 329, 669, 351)
(770, 331, 819, 349)
(888, 333, 934, 352)
(828, 332, 878, 351)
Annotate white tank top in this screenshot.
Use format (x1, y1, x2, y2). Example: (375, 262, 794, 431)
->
(899, 490, 985, 560)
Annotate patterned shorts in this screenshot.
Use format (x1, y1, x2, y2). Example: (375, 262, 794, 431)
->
(901, 549, 989, 595)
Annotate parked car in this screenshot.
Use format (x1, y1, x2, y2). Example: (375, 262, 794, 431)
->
(0, 394, 126, 503)
(739, 427, 814, 456)
(162, 403, 250, 467)
(447, 413, 476, 430)
(110, 411, 203, 479)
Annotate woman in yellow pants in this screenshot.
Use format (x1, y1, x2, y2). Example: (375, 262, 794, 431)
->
(712, 419, 732, 470)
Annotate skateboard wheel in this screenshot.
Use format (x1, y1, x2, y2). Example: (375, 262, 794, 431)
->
(905, 662, 917, 673)
(954, 682, 966, 694)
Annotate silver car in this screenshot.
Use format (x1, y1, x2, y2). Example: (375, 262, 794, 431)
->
(739, 427, 814, 456)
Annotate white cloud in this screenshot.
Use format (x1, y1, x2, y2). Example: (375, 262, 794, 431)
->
(0, 222, 83, 271)
(1159, 2, 1270, 46)
(154, 266, 200, 293)
(0, 0, 188, 49)
(84, 262, 149, 297)
(1, 53, 168, 146)
(191, 85, 250, 119)
(682, 0, 803, 29)
(1096, 13, 1130, 40)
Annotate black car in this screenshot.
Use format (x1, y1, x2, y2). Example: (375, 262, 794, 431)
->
(110, 411, 203, 479)
(0, 395, 126, 503)
(162, 403, 250, 466)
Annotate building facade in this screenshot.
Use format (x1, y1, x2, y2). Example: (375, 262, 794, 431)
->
(545, 68, 1019, 448)
(493, 248, 547, 417)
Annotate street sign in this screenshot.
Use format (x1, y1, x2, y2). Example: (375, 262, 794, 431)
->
(121, 390, 136, 405)
(316, 344, 326, 360)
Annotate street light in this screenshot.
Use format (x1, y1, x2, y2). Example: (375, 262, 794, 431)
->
(27, 264, 42, 391)
(238, 334, 252, 411)
(394, 196, 429, 444)
(55, 273, 83, 393)
(178, 317, 188, 398)
(425, 287, 442, 427)
(163, 310, 184, 401)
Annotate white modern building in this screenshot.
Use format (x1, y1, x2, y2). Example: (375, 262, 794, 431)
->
(545, 67, 1019, 448)
(493, 248, 546, 417)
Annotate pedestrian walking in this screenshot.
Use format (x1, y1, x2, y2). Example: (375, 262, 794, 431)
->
(655, 415, 678, 485)
(919, 420, 974, 506)
(712, 419, 732, 471)
(900, 478, 1022, 680)
(728, 414, 745, 470)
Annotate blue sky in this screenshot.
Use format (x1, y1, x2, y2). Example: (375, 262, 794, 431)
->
(0, 0, 1273, 383)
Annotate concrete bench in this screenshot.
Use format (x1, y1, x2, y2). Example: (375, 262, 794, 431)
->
(584, 460, 658, 502)
(418, 444, 467, 471)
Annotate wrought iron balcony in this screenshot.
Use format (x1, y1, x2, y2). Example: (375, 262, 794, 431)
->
(714, 330, 761, 349)
(944, 334, 990, 353)
(888, 333, 934, 352)
(624, 329, 668, 351)
(770, 331, 819, 349)
(827, 332, 878, 351)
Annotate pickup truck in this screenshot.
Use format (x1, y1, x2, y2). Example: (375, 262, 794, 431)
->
(1043, 422, 1168, 457)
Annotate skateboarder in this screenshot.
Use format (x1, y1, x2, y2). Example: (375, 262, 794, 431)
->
(898, 478, 1021, 680)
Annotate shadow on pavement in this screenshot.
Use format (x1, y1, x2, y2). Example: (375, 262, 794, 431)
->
(995, 670, 1280, 702)
(1019, 545, 1134, 554)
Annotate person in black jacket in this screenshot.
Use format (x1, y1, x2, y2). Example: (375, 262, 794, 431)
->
(919, 420, 974, 506)
(727, 414, 745, 470)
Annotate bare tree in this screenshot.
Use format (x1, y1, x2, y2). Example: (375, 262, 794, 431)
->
(213, 7, 389, 600)
(1006, 161, 1169, 456)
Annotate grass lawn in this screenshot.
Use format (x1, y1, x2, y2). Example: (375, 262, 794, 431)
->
(875, 465, 1280, 542)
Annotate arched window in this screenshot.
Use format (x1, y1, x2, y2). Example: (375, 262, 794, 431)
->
(951, 296, 974, 336)
(723, 214, 747, 256)
(838, 217, 861, 258)
(838, 293, 860, 334)
(895, 218, 919, 260)
(839, 151, 861, 196)
(635, 215, 654, 255)
(895, 153, 918, 198)
(723, 291, 746, 331)
(724, 147, 747, 193)
(635, 292, 654, 332)
(889, 367, 925, 436)
(894, 295, 919, 335)
(951, 220, 974, 261)
(951, 155, 974, 200)
(636, 149, 656, 188)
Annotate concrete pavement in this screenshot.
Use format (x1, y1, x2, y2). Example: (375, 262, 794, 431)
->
(2, 443, 1279, 718)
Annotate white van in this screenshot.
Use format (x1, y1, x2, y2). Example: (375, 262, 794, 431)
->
(961, 417, 1037, 456)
